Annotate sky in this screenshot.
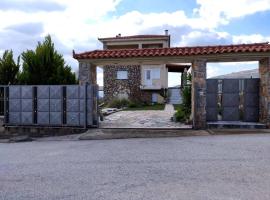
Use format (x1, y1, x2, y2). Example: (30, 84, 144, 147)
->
(0, 0, 270, 86)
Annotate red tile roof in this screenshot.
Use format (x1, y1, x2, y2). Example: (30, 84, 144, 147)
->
(73, 42, 270, 60)
(98, 35, 169, 41)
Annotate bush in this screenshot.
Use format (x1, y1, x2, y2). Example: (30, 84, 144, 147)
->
(107, 98, 129, 109)
(174, 107, 186, 122)
(128, 101, 138, 108)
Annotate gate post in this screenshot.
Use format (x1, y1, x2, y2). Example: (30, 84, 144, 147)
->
(78, 62, 97, 85)
(259, 57, 270, 126)
(192, 60, 207, 129)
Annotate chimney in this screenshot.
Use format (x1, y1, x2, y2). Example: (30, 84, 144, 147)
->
(164, 30, 168, 36)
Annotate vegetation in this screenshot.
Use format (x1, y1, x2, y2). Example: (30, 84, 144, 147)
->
(0, 50, 20, 84)
(0, 35, 77, 85)
(124, 103, 165, 111)
(18, 35, 76, 84)
(106, 98, 165, 110)
(174, 72, 192, 123)
(107, 98, 130, 109)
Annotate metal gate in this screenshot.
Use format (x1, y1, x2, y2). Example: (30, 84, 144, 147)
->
(4, 84, 98, 127)
(206, 79, 259, 122)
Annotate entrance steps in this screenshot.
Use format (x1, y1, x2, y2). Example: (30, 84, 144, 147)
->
(207, 121, 267, 129)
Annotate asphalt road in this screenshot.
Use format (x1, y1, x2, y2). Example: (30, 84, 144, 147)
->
(1, 134, 270, 200)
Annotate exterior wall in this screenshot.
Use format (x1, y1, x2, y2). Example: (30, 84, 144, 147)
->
(259, 57, 270, 125)
(103, 65, 153, 103)
(140, 64, 168, 89)
(192, 60, 207, 129)
(102, 38, 169, 49)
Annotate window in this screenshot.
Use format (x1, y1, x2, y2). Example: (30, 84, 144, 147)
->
(152, 68, 160, 79)
(117, 71, 128, 79)
(146, 70, 151, 80)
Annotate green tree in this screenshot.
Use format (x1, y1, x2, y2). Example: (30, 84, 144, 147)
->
(0, 50, 20, 84)
(19, 35, 77, 84)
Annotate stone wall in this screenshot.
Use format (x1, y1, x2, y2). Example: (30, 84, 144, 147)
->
(259, 57, 270, 125)
(192, 60, 207, 129)
(103, 65, 152, 103)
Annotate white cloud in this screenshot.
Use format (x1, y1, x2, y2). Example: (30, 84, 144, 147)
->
(195, 0, 270, 27)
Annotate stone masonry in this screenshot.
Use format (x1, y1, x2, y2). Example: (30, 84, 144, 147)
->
(259, 57, 270, 126)
(78, 62, 97, 85)
(103, 65, 152, 103)
(192, 60, 207, 129)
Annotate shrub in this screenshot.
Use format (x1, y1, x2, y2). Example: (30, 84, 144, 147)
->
(107, 98, 129, 109)
(128, 101, 138, 108)
(174, 107, 186, 122)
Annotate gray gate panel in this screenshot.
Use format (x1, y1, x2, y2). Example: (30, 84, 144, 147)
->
(206, 93, 217, 107)
(243, 79, 259, 122)
(50, 99, 61, 112)
(206, 107, 218, 121)
(21, 99, 33, 112)
(9, 99, 21, 112)
(66, 86, 79, 99)
(21, 112, 33, 124)
(223, 107, 239, 121)
(5, 84, 97, 127)
(223, 79, 239, 93)
(87, 113, 93, 125)
(38, 99, 49, 112)
(9, 112, 20, 124)
(50, 86, 62, 98)
(66, 99, 79, 112)
(206, 79, 218, 121)
(207, 79, 218, 93)
(222, 93, 239, 107)
(37, 112, 49, 124)
(80, 100, 85, 112)
(37, 86, 49, 99)
(9, 86, 21, 99)
(67, 112, 79, 125)
(243, 107, 259, 122)
(21, 87, 32, 99)
(80, 113, 85, 126)
(245, 79, 259, 93)
(50, 112, 62, 125)
(79, 86, 86, 99)
(244, 93, 259, 107)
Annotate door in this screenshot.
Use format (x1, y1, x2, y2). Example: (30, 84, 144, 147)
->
(144, 69, 152, 86)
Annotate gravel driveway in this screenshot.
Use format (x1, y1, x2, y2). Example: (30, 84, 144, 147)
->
(1, 134, 270, 200)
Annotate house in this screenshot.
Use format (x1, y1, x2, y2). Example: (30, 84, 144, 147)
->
(98, 30, 189, 104)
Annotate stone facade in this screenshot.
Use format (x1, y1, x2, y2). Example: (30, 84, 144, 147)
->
(192, 60, 206, 129)
(103, 65, 152, 103)
(259, 57, 270, 125)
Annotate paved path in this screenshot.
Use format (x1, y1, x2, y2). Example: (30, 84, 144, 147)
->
(100, 104, 191, 128)
(1, 134, 270, 199)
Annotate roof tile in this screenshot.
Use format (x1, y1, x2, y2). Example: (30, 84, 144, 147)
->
(73, 43, 270, 60)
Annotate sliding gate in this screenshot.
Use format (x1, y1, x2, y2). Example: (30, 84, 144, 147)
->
(4, 84, 98, 127)
(206, 79, 259, 122)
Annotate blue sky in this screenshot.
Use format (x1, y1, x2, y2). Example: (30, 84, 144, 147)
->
(0, 0, 270, 86)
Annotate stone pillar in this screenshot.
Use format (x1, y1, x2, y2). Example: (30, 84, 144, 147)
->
(78, 61, 97, 85)
(259, 57, 270, 125)
(191, 60, 207, 129)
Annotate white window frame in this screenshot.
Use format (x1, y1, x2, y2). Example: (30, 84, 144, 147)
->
(116, 70, 128, 80)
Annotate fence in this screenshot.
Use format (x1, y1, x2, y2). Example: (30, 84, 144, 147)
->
(3, 84, 98, 128)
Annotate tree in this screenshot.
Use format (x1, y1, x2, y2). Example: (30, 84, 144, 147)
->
(0, 50, 20, 84)
(19, 35, 77, 84)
